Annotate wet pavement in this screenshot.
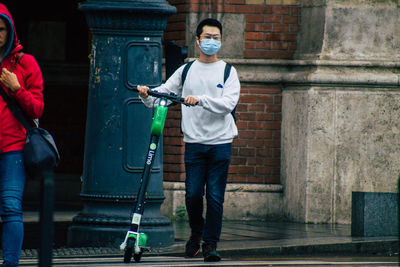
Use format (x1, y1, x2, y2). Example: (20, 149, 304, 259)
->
(19, 210, 398, 261)
(17, 255, 400, 266)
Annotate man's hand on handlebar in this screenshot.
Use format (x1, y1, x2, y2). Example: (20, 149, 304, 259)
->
(184, 96, 199, 106)
(137, 85, 150, 98)
(137, 85, 198, 106)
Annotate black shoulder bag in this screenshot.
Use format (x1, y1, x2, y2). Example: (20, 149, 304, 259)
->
(0, 52, 60, 177)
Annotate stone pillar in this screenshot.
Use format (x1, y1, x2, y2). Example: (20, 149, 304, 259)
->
(281, 0, 400, 223)
(68, 0, 176, 247)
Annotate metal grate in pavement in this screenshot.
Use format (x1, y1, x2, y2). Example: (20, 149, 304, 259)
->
(20, 247, 123, 259)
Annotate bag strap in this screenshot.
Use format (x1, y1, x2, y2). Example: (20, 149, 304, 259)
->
(0, 88, 33, 130)
(0, 52, 34, 130)
(10, 52, 24, 72)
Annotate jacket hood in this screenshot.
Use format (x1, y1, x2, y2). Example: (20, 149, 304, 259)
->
(0, 4, 21, 62)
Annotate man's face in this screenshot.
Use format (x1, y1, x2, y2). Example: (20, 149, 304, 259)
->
(199, 25, 221, 43)
(0, 18, 8, 50)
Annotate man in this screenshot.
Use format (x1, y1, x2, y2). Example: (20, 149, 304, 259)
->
(137, 18, 240, 262)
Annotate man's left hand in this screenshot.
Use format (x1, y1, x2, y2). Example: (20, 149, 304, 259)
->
(184, 95, 199, 106)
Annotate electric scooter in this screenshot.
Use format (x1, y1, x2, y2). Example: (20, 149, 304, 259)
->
(120, 89, 188, 263)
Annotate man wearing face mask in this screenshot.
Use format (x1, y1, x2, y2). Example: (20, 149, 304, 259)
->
(137, 18, 240, 262)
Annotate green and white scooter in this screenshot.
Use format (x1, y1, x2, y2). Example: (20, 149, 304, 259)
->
(120, 88, 188, 263)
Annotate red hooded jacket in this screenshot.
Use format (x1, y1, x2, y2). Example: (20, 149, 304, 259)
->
(0, 4, 44, 153)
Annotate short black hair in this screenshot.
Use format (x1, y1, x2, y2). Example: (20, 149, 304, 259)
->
(196, 18, 222, 38)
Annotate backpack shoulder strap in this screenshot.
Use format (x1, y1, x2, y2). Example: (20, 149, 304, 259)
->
(223, 62, 232, 84)
(181, 60, 195, 87)
(223, 63, 236, 122)
(180, 61, 237, 121)
(182, 61, 231, 85)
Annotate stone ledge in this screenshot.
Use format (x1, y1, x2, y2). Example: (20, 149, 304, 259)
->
(187, 58, 400, 68)
(162, 182, 284, 220)
(203, 58, 400, 86)
(222, 58, 400, 68)
(163, 181, 283, 193)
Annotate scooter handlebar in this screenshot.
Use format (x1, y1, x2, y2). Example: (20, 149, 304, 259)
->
(147, 90, 187, 105)
(134, 88, 191, 106)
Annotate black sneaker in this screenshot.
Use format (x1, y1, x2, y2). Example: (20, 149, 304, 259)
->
(185, 233, 201, 257)
(202, 242, 221, 262)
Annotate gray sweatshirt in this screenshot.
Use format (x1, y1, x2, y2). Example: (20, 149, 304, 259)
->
(140, 60, 240, 145)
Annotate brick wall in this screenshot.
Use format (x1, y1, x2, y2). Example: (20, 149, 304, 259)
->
(164, 0, 188, 46)
(244, 2, 300, 59)
(163, 0, 300, 184)
(163, 105, 185, 182)
(230, 85, 281, 184)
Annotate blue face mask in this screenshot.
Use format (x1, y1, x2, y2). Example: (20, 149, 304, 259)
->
(199, 39, 221, 55)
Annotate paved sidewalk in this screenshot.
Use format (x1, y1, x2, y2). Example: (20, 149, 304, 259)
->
(20, 211, 399, 259)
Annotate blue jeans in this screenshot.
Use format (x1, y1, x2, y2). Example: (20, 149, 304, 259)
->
(184, 143, 231, 244)
(0, 151, 26, 266)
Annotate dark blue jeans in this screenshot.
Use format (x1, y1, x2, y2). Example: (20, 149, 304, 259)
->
(184, 143, 231, 245)
(0, 151, 26, 267)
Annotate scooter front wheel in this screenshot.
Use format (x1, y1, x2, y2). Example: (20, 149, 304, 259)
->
(123, 239, 134, 263)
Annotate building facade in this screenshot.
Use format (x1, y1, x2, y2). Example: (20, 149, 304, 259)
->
(8, 0, 400, 224)
(161, 0, 400, 224)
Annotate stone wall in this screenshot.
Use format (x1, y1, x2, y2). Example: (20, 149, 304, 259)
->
(282, 0, 400, 223)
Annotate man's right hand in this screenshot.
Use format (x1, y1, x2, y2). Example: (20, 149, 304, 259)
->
(137, 85, 150, 98)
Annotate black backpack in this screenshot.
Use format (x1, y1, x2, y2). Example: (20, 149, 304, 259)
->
(181, 61, 237, 121)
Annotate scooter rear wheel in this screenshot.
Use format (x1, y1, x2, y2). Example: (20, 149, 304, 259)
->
(134, 252, 142, 262)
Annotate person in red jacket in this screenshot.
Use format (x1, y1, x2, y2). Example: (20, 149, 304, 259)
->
(0, 4, 44, 266)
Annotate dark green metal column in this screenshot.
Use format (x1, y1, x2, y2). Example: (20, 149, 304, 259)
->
(68, 0, 176, 248)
